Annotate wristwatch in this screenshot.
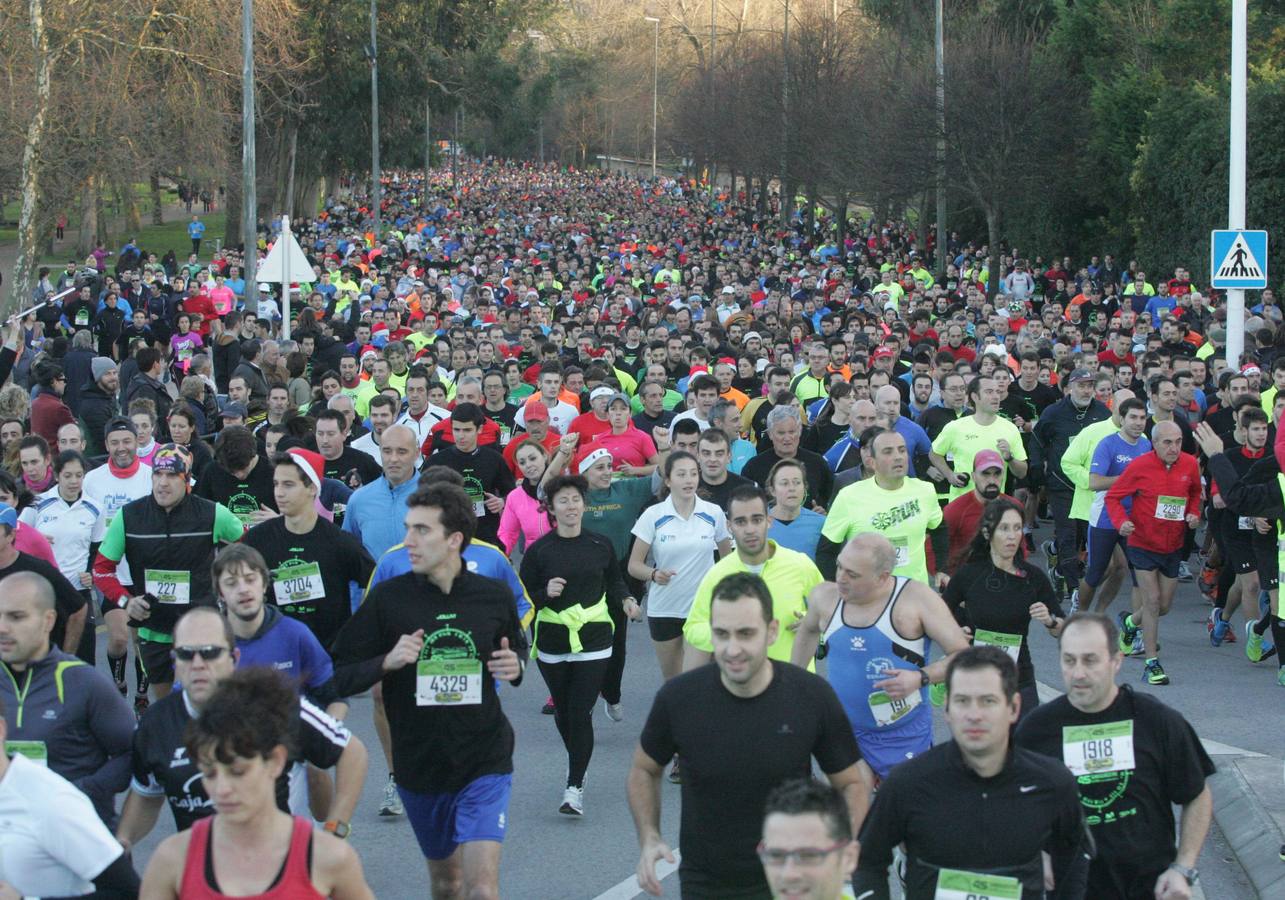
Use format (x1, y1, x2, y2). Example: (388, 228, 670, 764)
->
(324, 820, 351, 839)
(1168, 863, 1198, 885)
(919, 669, 930, 688)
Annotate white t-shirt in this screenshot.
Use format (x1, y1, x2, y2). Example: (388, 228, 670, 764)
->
(631, 495, 729, 619)
(669, 408, 711, 435)
(84, 462, 153, 586)
(0, 753, 124, 896)
(516, 400, 578, 435)
(21, 489, 102, 586)
(395, 405, 450, 447)
(350, 431, 381, 460)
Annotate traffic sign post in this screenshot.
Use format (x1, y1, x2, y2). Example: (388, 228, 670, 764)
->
(1211, 230, 1268, 290)
(1224, 0, 1248, 367)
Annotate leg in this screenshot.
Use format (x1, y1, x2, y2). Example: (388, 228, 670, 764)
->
(427, 855, 464, 900)
(105, 607, 130, 691)
(1094, 546, 1129, 613)
(600, 603, 627, 707)
(538, 660, 573, 750)
(1048, 491, 1083, 587)
(652, 637, 684, 682)
(458, 841, 503, 900)
(1133, 569, 1162, 658)
(307, 763, 334, 821)
(372, 682, 394, 769)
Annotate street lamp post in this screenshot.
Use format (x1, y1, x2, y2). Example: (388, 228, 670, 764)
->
(934, 0, 946, 280)
(369, 0, 380, 239)
(1225, 0, 1247, 366)
(241, 0, 256, 278)
(527, 31, 547, 164)
(644, 16, 660, 179)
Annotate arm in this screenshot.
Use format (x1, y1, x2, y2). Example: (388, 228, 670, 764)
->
(326, 734, 369, 825)
(928, 450, 965, 487)
(1088, 473, 1118, 491)
(627, 538, 657, 584)
(850, 791, 898, 900)
(1104, 464, 1139, 531)
(497, 493, 521, 556)
(681, 572, 717, 666)
(77, 675, 136, 799)
(138, 832, 186, 899)
(815, 535, 842, 580)
(314, 835, 375, 900)
(789, 585, 833, 668)
(826, 761, 874, 838)
(627, 747, 675, 897)
(927, 520, 949, 579)
(62, 603, 87, 655)
(116, 788, 165, 850)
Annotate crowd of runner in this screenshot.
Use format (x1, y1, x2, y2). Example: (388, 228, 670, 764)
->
(2, 157, 1280, 898)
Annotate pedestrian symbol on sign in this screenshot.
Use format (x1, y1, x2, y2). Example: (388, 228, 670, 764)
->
(1210, 229, 1269, 290)
(1217, 235, 1261, 280)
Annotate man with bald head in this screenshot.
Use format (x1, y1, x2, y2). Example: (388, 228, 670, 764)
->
(872, 384, 933, 477)
(791, 533, 970, 780)
(342, 423, 423, 561)
(823, 399, 879, 475)
(1104, 419, 1202, 685)
(0, 571, 134, 823)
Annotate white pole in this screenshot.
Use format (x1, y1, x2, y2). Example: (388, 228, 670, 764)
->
(1225, 0, 1247, 367)
(281, 214, 291, 341)
(644, 17, 660, 179)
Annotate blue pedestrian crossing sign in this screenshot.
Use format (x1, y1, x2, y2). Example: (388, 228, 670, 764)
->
(1210, 229, 1268, 290)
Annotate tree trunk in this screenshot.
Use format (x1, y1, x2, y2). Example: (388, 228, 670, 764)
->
(76, 177, 97, 259)
(150, 172, 164, 225)
(834, 193, 848, 250)
(285, 125, 298, 219)
(985, 206, 1001, 300)
(9, 0, 53, 314)
(125, 180, 142, 235)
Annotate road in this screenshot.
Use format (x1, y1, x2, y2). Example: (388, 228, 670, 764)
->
(117, 532, 1273, 898)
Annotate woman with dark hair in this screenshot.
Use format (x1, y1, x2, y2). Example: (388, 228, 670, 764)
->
(20, 450, 97, 602)
(307, 369, 343, 418)
(167, 405, 214, 480)
(810, 381, 855, 452)
(520, 474, 640, 817)
(943, 498, 1066, 719)
(286, 351, 311, 409)
(0, 468, 56, 565)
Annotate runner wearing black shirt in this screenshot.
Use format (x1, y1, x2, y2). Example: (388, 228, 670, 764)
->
(1015, 613, 1214, 899)
(242, 450, 375, 649)
(629, 573, 867, 899)
(855, 646, 1089, 900)
(194, 426, 277, 527)
(427, 403, 516, 546)
(330, 482, 526, 899)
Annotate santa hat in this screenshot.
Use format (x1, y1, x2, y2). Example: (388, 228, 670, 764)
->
(286, 448, 325, 491)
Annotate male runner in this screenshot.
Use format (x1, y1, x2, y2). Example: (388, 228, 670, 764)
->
(791, 534, 969, 781)
(928, 373, 1028, 500)
(757, 780, 859, 900)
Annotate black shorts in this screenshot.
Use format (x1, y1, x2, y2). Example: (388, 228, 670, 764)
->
(138, 636, 175, 685)
(648, 616, 686, 642)
(1125, 546, 1181, 579)
(1222, 534, 1258, 575)
(1254, 534, 1279, 590)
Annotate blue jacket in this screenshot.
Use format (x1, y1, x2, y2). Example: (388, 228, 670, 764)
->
(341, 473, 422, 560)
(369, 539, 533, 629)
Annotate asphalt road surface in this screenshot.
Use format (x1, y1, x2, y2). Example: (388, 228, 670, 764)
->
(118, 538, 1273, 898)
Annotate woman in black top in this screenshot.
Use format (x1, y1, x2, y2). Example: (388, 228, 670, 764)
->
(520, 475, 640, 817)
(944, 498, 1066, 720)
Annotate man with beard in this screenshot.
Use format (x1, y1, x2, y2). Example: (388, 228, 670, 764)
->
(940, 450, 1022, 574)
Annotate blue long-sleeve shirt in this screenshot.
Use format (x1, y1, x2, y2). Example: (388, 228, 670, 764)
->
(341, 473, 422, 561)
(367, 539, 533, 629)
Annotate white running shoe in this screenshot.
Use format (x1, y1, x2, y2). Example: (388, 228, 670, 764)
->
(380, 774, 403, 817)
(604, 699, 624, 722)
(559, 785, 584, 816)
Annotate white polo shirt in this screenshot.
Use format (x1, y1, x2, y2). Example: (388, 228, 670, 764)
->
(631, 495, 729, 619)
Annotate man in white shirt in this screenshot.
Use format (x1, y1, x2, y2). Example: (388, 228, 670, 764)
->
(394, 369, 450, 448)
(515, 361, 578, 434)
(351, 394, 399, 460)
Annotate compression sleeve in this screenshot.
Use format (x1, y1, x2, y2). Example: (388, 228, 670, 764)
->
(212, 502, 248, 542)
(928, 520, 948, 576)
(92, 513, 128, 603)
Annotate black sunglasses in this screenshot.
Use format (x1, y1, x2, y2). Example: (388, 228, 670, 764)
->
(173, 645, 229, 662)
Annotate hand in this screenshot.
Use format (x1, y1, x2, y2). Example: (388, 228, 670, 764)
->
(926, 465, 946, 483)
(618, 464, 646, 477)
(0, 881, 21, 900)
(637, 838, 677, 896)
(557, 432, 579, 455)
(933, 572, 950, 592)
(486, 637, 522, 681)
(996, 438, 1012, 460)
(946, 469, 968, 487)
(1014, 415, 1026, 431)
(1254, 517, 1272, 534)
(382, 629, 425, 672)
(1119, 520, 1135, 537)
(484, 492, 504, 514)
(251, 503, 279, 525)
(1185, 513, 1199, 529)
(78, 571, 93, 589)
(873, 667, 920, 700)
(785, 608, 804, 632)
(1029, 601, 1053, 626)
(1212, 493, 1226, 509)
(1193, 421, 1224, 458)
(1153, 867, 1193, 900)
(652, 569, 675, 586)
(547, 577, 567, 598)
(126, 594, 151, 621)
(652, 426, 671, 450)
(623, 597, 643, 621)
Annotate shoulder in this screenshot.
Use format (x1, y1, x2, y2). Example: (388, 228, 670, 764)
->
(312, 827, 363, 884)
(1014, 694, 1073, 739)
(1013, 746, 1079, 791)
(147, 827, 195, 883)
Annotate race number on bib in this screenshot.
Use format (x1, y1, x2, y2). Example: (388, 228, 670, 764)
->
(890, 536, 910, 569)
(273, 562, 325, 606)
(974, 629, 1022, 662)
(145, 569, 191, 605)
(473, 499, 486, 517)
(5, 741, 47, 766)
(1238, 516, 1255, 531)
(1062, 720, 1135, 776)
(416, 658, 483, 706)
(934, 869, 1021, 900)
(1155, 495, 1185, 522)
(868, 688, 921, 727)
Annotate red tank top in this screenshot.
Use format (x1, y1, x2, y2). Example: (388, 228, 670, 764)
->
(179, 816, 324, 900)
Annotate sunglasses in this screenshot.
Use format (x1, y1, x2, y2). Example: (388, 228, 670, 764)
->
(173, 645, 229, 662)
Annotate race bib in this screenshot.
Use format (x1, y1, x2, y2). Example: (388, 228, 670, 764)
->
(934, 869, 1021, 900)
(974, 628, 1022, 662)
(868, 688, 921, 727)
(273, 562, 325, 606)
(890, 536, 910, 569)
(75, 309, 89, 326)
(474, 500, 486, 517)
(145, 569, 191, 605)
(1155, 495, 1185, 522)
(416, 658, 483, 706)
(1062, 720, 1135, 776)
(1238, 516, 1255, 531)
(5, 740, 47, 766)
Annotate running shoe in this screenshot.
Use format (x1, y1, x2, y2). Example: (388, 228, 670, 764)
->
(1277, 667, 1285, 688)
(668, 758, 682, 784)
(542, 696, 556, 715)
(559, 785, 584, 816)
(1024, 533, 1036, 553)
(1041, 540, 1058, 569)
(1117, 611, 1139, 655)
(1247, 623, 1265, 662)
(380, 774, 403, 817)
(1067, 589, 1080, 616)
(1177, 561, 1194, 583)
(114, 680, 128, 699)
(603, 698, 624, 722)
(1225, 624, 1237, 643)
(1129, 633, 1146, 657)
(1198, 566, 1219, 597)
(1210, 611, 1229, 647)
(133, 694, 149, 720)
(1143, 659, 1170, 685)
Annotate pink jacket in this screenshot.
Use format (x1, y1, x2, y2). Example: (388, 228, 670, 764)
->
(498, 485, 551, 556)
(17, 522, 57, 567)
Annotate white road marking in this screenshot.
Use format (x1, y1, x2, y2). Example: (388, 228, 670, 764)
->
(592, 851, 681, 900)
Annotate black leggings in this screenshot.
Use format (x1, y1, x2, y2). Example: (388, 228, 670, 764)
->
(538, 657, 610, 788)
(601, 599, 628, 705)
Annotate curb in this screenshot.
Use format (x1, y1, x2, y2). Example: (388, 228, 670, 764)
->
(1210, 756, 1285, 900)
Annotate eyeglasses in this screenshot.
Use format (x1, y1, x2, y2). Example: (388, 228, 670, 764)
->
(756, 841, 850, 868)
(173, 645, 229, 662)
